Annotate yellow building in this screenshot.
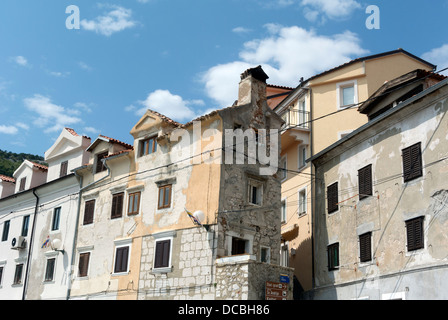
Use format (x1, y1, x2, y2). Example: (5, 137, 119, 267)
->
(274, 49, 436, 294)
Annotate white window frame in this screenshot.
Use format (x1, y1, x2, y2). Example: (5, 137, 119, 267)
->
(298, 187, 307, 216)
(43, 253, 58, 283)
(112, 238, 132, 275)
(298, 145, 307, 170)
(280, 155, 287, 181)
(226, 230, 254, 257)
(152, 230, 175, 273)
(281, 198, 287, 224)
(280, 242, 289, 267)
(337, 80, 358, 109)
(260, 246, 271, 263)
(248, 178, 263, 206)
(76, 246, 93, 279)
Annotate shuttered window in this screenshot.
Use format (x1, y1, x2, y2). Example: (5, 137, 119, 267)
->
(44, 258, 56, 282)
(111, 193, 124, 219)
(406, 216, 424, 251)
(359, 232, 372, 262)
(327, 243, 339, 271)
(14, 264, 23, 284)
(19, 178, 26, 191)
(83, 200, 95, 225)
(60, 161, 68, 177)
(95, 152, 108, 173)
(402, 143, 423, 182)
(358, 165, 373, 200)
(327, 182, 339, 214)
(128, 192, 141, 216)
(114, 246, 129, 273)
(78, 252, 90, 277)
(154, 239, 171, 269)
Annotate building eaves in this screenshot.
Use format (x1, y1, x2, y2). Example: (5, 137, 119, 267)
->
(0, 174, 15, 183)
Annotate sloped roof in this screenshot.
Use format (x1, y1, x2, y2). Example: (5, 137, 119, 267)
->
(86, 134, 134, 152)
(0, 174, 15, 183)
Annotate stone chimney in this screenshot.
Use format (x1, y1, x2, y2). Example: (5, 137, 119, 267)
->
(237, 65, 269, 106)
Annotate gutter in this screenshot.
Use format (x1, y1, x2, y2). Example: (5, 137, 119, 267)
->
(66, 157, 111, 300)
(22, 188, 39, 300)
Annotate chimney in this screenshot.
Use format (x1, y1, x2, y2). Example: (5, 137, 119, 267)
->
(237, 65, 269, 106)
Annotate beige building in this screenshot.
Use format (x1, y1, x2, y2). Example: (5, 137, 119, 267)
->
(69, 66, 293, 300)
(273, 49, 436, 294)
(309, 72, 448, 300)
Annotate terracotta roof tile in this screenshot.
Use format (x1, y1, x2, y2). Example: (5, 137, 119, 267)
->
(146, 108, 182, 127)
(0, 174, 15, 183)
(29, 161, 48, 172)
(99, 135, 134, 150)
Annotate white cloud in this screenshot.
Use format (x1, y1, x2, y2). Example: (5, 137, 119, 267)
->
(422, 44, 448, 75)
(82, 126, 99, 134)
(301, 0, 361, 21)
(16, 122, 29, 130)
(12, 56, 28, 67)
(80, 5, 137, 36)
(136, 90, 203, 122)
(232, 27, 252, 34)
(0, 125, 18, 135)
(78, 61, 92, 71)
(23, 94, 82, 133)
(201, 25, 368, 107)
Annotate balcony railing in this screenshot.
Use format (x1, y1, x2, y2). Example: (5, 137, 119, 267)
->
(281, 109, 310, 130)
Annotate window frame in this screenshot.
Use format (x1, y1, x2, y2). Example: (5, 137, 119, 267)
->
(2, 220, 10, 242)
(83, 199, 95, 225)
(60, 160, 68, 178)
(139, 136, 158, 157)
(248, 179, 263, 206)
(281, 199, 286, 224)
(13, 264, 24, 285)
(21, 215, 30, 237)
(127, 191, 141, 216)
(359, 232, 372, 263)
(153, 237, 172, 271)
(44, 258, 56, 282)
(406, 216, 424, 252)
(113, 244, 130, 275)
(111, 192, 124, 219)
(298, 145, 307, 170)
(402, 142, 423, 183)
(298, 187, 307, 216)
(327, 182, 339, 214)
(157, 185, 172, 210)
(19, 177, 26, 192)
(358, 164, 373, 200)
(95, 151, 108, 174)
(78, 252, 91, 278)
(52, 207, 61, 231)
(279, 155, 287, 181)
(337, 80, 358, 109)
(327, 242, 339, 271)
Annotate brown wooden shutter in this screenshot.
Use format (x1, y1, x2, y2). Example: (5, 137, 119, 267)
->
(83, 200, 95, 225)
(406, 217, 424, 251)
(114, 246, 129, 273)
(359, 232, 372, 262)
(402, 143, 422, 182)
(327, 182, 338, 214)
(111, 193, 124, 219)
(60, 161, 68, 177)
(19, 178, 26, 191)
(96, 152, 108, 173)
(154, 240, 170, 268)
(327, 243, 339, 271)
(78, 252, 90, 277)
(358, 165, 372, 200)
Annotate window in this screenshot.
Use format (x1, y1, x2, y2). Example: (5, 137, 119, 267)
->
(279, 156, 287, 180)
(327, 243, 339, 271)
(359, 232, 372, 263)
(52, 207, 61, 231)
(83, 200, 95, 225)
(402, 143, 423, 182)
(21, 215, 30, 237)
(19, 177, 26, 192)
(327, 182, 339, 214)
(406, 216, 424, 251)
(13, 264, 23, 285)
(281, 200, 286, 223)
(231, 237, 249, 255)
(111, 192, 124, 219)
(60, 161, 68, 177)
(337, 80, 358, 109)
(260, 247, 270, 263)
(114, 246, 130, 274)
(358, 165, 373, 200)
(44, 258, 56, 282)
(298, 188, 307, 216)
(158, 185, 172, 209)
(280, 243, 289, 267)
(248, 179, 263, 206)
(2, 220, 10, 242)
(78, 252, 90, 277)
(140, 136, 157, 157)
(154, 239, 171, 269)
(298, 145, 307, 169)
(128, 192, 141, 216)
(0, 266, 3, 286)
(95, 152, 108, 173)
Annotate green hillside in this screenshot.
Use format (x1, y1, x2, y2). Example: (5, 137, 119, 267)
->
(0, 149, 46, 178)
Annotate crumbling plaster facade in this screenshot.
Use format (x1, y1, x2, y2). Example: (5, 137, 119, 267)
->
(311, 79, 448, 300)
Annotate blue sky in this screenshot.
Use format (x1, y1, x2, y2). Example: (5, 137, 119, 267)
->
(0, 0, 447, 156)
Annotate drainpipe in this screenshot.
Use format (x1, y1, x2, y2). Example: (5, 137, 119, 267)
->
(22, 188, 39, 300)
(309, 87, 316, 292)
(66, 158, 111, 300)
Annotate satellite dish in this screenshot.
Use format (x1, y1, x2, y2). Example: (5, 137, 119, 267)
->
(193, 210, 205, 224)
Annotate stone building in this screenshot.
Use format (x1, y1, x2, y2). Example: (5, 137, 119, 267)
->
(309, 72, 448, 300)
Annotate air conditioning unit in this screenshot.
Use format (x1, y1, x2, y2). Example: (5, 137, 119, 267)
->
(11, 236, 26, 250)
